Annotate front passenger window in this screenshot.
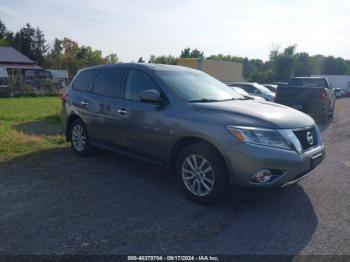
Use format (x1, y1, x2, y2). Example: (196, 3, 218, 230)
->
(124, 70, 160, 102)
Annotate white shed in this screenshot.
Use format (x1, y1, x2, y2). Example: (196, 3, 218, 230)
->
(312, 75, 350, 92)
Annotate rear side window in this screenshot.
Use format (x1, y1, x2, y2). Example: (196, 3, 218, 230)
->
(73, 70, 96, 91)
(93, 69, 124, 97)
(124, 70, 159, 101)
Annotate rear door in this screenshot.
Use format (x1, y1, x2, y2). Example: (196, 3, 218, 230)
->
(116, 69, 169, 163)
(70, 69, 98, 134)
(88, 68, 127, 147)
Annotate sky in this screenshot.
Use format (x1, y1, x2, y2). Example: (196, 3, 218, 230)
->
(1, 0, 350, 62)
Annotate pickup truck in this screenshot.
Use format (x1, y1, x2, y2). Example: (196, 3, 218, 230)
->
(275, 77, 336, 123)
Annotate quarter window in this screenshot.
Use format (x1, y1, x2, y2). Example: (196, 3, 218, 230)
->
(73, 70, 96, 91)
(93, 69, 124, 97)
(124, 70, 159, 101)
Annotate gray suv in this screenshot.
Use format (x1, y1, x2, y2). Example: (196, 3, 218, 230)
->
(61, 63, 325, 204)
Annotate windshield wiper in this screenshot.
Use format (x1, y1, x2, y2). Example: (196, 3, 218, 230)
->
(189, 98, 220, 103)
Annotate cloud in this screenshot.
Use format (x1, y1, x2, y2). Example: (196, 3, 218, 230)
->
(0, 5, 21, 19)
(1, 0, 350, 61)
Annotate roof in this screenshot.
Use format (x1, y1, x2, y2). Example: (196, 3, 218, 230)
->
(0, 47, 35, 64)
(81, 63, 197, 73)
(178, 58, 242, 65)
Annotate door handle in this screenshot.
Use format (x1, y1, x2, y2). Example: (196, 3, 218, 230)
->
(80, 100, 88, 106)
(117, 108, 127, 115)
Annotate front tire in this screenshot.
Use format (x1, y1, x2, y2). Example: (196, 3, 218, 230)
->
(69, 119, 92, 157)
(176, 143, 229, 205)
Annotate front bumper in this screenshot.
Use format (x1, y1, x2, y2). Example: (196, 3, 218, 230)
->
(224, 142, 325, 188)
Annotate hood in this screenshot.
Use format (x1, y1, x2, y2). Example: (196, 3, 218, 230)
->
(249, 95, 265, 101)
(193, 100, 315, 129)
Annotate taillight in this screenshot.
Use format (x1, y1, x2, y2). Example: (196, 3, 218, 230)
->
(60, 89, 69, 102)
(320, 89, 327, 104)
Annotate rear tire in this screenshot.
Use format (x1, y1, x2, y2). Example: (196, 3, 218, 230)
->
(330, 104, 335, 119)
(69, 119, 92, 157)
(176, 143, 230, 205)
(319, 111, 329, 124)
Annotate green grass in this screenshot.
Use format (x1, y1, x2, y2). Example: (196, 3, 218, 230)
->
(0, 97, 67, 163)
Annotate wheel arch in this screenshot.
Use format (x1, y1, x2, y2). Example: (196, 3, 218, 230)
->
(169, 136, 229, 175)
(65, 114, 83, 141)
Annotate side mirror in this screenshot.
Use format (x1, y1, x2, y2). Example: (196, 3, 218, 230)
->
(139, 89, 163, 103)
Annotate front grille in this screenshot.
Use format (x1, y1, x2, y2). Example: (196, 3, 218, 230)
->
(293, 127, 318, 151)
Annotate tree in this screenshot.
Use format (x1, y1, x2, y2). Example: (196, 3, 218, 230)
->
(14, 23, 35, 60)
(321, 56, 349, 75)
(105, 53, 119, 64)
(0, 20, 7, 39)
(45, 38, 63, 68)
(62, 37, 79, 57)
(269, 45, 297, 81)
(32, 27, 49, 66)
(149, 55, 178, 65)
(180, 48, 204, 58)
(294, 52, 313, 76)
(243, 59, 273, 83)
(207, 54, 244, 63)
(180, 48, 191, 58)
(138, 57, 145, 63)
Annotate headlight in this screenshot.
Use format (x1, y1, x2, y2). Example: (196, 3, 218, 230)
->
(226, 126, 302, 153)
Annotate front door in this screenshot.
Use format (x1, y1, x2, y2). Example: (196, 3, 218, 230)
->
(117, 69, 169, 163)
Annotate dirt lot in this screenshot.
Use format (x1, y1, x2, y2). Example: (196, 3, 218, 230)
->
(0, 98, 350, 255)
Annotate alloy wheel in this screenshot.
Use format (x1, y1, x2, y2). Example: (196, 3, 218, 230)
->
(71, 124, 86, 152)
(181, 154, 215, 196)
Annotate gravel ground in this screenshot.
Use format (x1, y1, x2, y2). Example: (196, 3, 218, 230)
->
(0, 98, 350, 255)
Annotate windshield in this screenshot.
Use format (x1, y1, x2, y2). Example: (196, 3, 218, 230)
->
(253, 83, 273, 93)
(157, 70, 244, 102)
(232, 87, 249, 96)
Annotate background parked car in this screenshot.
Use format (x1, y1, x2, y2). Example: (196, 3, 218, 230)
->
(263, 84, 278, 93)
(334, 88, 345, 98)
(275, 77, 336, 123)
(229, 86, 265, 101)
(226, 82, 275, 101)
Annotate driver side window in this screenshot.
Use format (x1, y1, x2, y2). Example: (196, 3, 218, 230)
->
(124, 70, 160, 102)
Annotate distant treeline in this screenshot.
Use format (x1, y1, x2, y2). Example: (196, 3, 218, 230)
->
(1, 19, 350, 82)
(0, 20, 118, 78)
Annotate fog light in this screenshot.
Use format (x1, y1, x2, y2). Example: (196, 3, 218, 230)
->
(253, 169, 273, 183)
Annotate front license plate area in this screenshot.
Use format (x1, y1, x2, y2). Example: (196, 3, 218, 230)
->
(311, 154, 323, 169)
